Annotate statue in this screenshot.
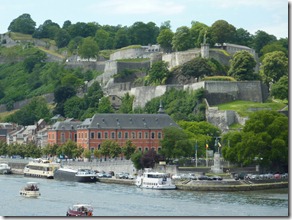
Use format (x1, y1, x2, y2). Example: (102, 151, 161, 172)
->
(203, 30, 207, 44)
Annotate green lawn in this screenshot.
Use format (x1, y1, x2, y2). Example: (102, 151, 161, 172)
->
(217, 100, 287, 117)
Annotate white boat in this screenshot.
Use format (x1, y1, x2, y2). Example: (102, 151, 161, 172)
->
(54, 168, 97, 183)
(19, 182, 41, 198)
(135, 168, 176, 190)
(23, 158, 60, 179)
(0, 163, 12, 174)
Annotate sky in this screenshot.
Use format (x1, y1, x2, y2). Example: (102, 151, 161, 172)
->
(0, 0, 288, 39)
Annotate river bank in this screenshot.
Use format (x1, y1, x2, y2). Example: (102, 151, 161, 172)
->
(9, 168, 288, 192)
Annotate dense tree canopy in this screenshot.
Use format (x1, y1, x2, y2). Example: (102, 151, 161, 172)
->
(210, 20, 236, 45)
(8, 13, 36, 34)
(260, 51, 288, 87)
(228, 51, 257, 80)
(222, 110, 288, 172)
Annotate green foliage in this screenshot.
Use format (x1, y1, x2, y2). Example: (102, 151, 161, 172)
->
(97, 97, 114, 113)
(8, 13, 36, 34)
(99, 140, 121, 158)
(217, 100, 286, 117)
(222, 110, 288, 172)
(260, 51, 288, 87)
(57, 140, 84, 159)
(118, 93, 134, 113)
(271, 75, 288, 100)
(160, 127, 193, 161)
(5, 97, 52, 125)
(144, 88, 205, 121)
(83, 149, 92, 159)
(79, 37, 99, 59)
(157, 29, 174, 52)
(131, 151, 143, 170)
(210, 20, 236, 45)
(228, 51, 257, 80)
(178, 121, 221, 156)
(172, 26, 193, 51)
(122, 140, 136, 160)
(145, 61, 170, 85)
(203, 76, 236, 81)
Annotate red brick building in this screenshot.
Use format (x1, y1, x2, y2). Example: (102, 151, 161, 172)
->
(47, 120, 81, 146)
(77, 113, 179, 152)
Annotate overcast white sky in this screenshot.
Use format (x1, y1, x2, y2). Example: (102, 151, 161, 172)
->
(0, 0, 288, 39)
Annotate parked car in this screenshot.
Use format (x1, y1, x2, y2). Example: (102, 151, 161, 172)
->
(115, 172, 130, 179)
(211, 176, 223, 181)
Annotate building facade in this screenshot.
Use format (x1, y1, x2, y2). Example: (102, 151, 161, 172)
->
(76, 113, 179, 153)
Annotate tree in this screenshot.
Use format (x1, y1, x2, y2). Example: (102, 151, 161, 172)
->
(140, 149, 160, 168)
(97, 97, 114, 113)
(129, 21, 159, 45)
(252, 30, 277, 56)
(95, 29, 111, 50)
(99, 140, 119, 159)
(190, 21, 209, 47)
(55, 29, 71, 48)
(210, 20, 236, 45)
(32, 19, 60, 39)
(23, 50, 47, 73)
(228, 51, 257, 80)
(83, 149, 92, 160)
(172, 26, 193, 51)
(122, 140, 136, 160)
(222, 110, 288, 172)
(260, 51, 288, 87)
(145, 61, 170, 85)
(84, 81, 104, 109)
(131, 151, 143, 170)
(8, 13, 36, 34)
(114, 28, 130, 49)
(63, 96, 84, 119)
(79, 37, 99, 60)
(57, 140, 83, 159)
(234, 28, 253, 47)
(160, 126, 193, 161)
(118, 93, 134, 113)
(180, 57, 212, 78)
(271, 75, 288, 100)
(157, 29, 174, 52)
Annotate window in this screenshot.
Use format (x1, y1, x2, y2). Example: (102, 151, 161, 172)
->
(131, 132, 135, 139)
(90, 132, 94, 139)
(125, 132, 128, 139)
(158, 132, 162, 139)
(151, 132, 155, 139)
(98, 132, 101, 139)
(74, 134, 77, 142)
(145, 132, 149, 139)
(105, 132, 108, 139)
(138, 147, 142, 151)
(98, 144, 101, 150)
(138, 132, 142, 139)
(158, 147, 161, 152)
(118, 132, 122, 139)
(145, 147, 149, 151)
(61, 133, 65, 142)
(111, 132, 115, 139)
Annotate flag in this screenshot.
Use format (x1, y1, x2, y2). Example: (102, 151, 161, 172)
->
(205, 144, 209, 149)
(218, 142, 221, 147)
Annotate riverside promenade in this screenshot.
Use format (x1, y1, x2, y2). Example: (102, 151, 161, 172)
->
(2, 158, 288, 191)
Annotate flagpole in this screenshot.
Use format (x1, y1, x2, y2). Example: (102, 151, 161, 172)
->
(206, 142, 208, 167)
(195, 140, 198, 168)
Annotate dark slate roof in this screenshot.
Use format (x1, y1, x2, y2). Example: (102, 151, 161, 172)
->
(51, 121, 82, 131)
(78, 114, 180, 130)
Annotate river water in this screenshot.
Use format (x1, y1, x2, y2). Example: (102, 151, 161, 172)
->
(0, 175, 288, 217)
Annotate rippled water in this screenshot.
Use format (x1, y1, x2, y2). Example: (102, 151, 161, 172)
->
(0, 175, 288, 217)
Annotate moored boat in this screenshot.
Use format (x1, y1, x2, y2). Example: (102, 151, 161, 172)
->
(23, 158, 60, 179)
(0, 163, 12, 174)
(136, 168, 176, 190)
(66, 204, 93, 216)
(54, 168, 97, 183)
(19, 182, 41, 198)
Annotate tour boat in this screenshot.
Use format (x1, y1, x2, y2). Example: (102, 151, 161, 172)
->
(0, 163, 12, 174)
(135, 168, 176, 190)
(54, 168, 97, 183)
(66, 204, 93, 216)
(23, 158, 60, 179)
(19, 182, 41, 198)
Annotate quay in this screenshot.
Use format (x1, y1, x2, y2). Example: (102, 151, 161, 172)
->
(2, 158, 288, 191)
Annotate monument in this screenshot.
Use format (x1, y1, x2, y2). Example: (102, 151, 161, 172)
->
(210, 137, 223, 173)
(201, 30, 209, 59)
